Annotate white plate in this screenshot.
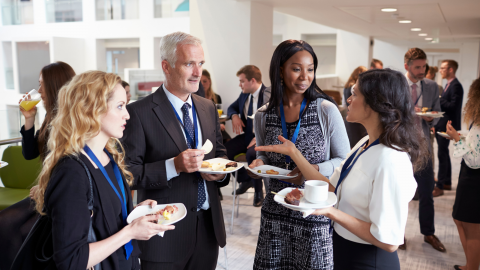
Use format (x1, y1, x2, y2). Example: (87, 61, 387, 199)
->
(273, 187, 337, 211)
(415, 111, 445, 118)
(199, 158, 244, 174)
(220, 115, 227, 119)
(247, 115, 254, 119)
(0, 161, 8, 169)
(437, 131, 467, 140)
(127, 203, 187, 235)
(246, 165, 298, 180)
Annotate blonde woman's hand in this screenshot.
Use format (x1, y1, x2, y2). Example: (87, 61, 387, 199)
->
(126, 214, 175, 241)
(19, 94, 37, 120)
(255, 135, 296, 157)
(29, 185, 39, 199)
(446, 120, 460, 142)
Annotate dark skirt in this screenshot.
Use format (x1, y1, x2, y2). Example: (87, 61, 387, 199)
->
(333, 230, 400, 270)
(453, 160, 480, 223)
(0, 198, 39, 270)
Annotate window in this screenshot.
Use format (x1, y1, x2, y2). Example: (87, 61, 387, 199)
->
(96, 0, 138, 21)
(45, 0, 83, 23)
(0, 0, 33, 25)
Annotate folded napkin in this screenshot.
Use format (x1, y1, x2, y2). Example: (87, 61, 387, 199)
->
(301, 208, 316, 218)
(158, 231, 165, 237)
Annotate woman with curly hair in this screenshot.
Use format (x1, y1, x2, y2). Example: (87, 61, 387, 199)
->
(257, 68, 429, 269)
(30, 71, 174, 270)
(446, 77, 480, 270)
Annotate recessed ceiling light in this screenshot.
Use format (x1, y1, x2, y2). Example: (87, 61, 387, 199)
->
(411, 28, 421, 31)
(418, 33, 428, 36)
(381, 8, 397, 12)
(425, 38, 433, 41)
(399, 20, 412, 23)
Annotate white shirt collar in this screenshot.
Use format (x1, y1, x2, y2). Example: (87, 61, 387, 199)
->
(405, 73, 421, 89)
(163, 84, 193, 111)
(251, 84, 262, 98)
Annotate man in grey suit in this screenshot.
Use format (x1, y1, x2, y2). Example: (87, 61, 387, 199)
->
(122, 32, 228, 270)
(399, 48, 446, 252)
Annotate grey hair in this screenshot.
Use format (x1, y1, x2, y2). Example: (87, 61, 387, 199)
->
(159, 31, 202, 68)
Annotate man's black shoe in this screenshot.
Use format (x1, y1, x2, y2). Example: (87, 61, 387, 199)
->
(253, 191, 264, 207)
(232, 181, 253, 195)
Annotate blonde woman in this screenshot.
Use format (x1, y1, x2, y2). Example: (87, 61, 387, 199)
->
(343, 66, 368, 148)
(32, 71, 174, 270)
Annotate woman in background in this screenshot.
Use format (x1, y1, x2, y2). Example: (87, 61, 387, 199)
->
(343, 66, 368, 148)
(121, 80, 132, 104)
(0, 61, 76, 270)
(447, 78, 480, 270)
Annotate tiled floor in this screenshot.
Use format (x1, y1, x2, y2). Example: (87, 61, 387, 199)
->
(216, 141, 470, 270)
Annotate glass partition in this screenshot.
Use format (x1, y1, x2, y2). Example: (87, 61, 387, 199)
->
(45, 0, 83, 23)
(154, 0, 189, 18)
(0, 0, 33, 25)
(96, 0, 138, 21)
(125, 69, 164, 101)
(2, 42, 14, 89)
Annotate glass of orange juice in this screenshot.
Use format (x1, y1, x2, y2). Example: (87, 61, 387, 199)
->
(20, 89, 41, 111)
(216, 104, 223, 116)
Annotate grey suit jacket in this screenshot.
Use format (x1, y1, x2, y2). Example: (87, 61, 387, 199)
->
(418, 78, 441, 149)
(121, 86, 228, 263)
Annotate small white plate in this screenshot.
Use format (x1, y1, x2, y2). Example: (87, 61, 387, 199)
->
(127, 203, 187, 236)
(247, 115, 254, 119)
(437, 131, 467, 140)
(199, 158, 244, 174)
(273, 187, 337, 211)
(415, 111, 445, 118)
(0, 161, 8, 169)
(220, 115, 227, 119)
(246, 165, 298, 179)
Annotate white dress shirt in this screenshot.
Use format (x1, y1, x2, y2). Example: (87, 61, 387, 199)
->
(243, 85, 262, 134)
(329, 136, 417, 245)
(406, 74, 423, 107)
(163, 85, 212, 211)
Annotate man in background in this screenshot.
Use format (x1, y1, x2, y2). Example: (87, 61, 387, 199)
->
(370, 58, 383, 69)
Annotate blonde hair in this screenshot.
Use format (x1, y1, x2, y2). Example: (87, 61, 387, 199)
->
(160, 31, 202, 69)
(344, 66, 368, 89)
(34, 71, 133, 215)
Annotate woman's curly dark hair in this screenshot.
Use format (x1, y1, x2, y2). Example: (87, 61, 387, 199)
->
(357, 68, 429, 172)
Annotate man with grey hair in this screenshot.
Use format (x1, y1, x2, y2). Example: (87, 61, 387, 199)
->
(122, 31, 228, 270)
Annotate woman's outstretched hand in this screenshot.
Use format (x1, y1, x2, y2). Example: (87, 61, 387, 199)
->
(255, 135, 297, 157)
(445, 120, 460, 142)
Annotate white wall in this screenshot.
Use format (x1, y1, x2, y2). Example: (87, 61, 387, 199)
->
(50, 37, 86, 73)
(373, 39, 408, 72)
(16, 42, 50, 94)
(273, 12, 337, 41)
(335, 30, 369, 85)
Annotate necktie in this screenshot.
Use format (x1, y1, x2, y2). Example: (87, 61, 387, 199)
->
(411, 84, 421, 128)
(245, 94, 254, 143)
(181, 103, 206, 209)
(444, 83, 450, 93)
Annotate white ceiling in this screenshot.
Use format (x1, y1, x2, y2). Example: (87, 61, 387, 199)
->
(244, 0, 480, 43)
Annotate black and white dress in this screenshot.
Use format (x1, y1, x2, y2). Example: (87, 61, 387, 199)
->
(254, 100, 333, 270)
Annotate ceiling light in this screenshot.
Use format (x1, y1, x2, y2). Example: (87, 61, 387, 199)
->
(399, 20, 412, 23)
(425, 38, 433, 41)
(381, 8, 397, 12)
(418, 33, 428, 36)
(411, 28, 421, 31)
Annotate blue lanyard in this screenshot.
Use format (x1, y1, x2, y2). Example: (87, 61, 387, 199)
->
(170, 101, 198, 149)
(83, 145, 133, 259)
(330, 138, 380, 233)
(279, 97, 307, 170)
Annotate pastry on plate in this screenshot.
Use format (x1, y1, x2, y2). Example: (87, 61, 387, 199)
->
(284, 188, 303, 206)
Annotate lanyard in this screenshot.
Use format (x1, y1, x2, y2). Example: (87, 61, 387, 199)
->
(279, 97, 307, 170)
(170, 101, 198, 149)
(83, 145, 133, 259)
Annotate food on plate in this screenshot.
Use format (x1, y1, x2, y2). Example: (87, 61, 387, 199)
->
(421, 107, 429, 113)
(284, 188, 303, 206)
(211, 163, 225, 171)
(225, 162, 237, 168)
(201, 139, 213, 154)
(201, 161, 210, 168)
(266, 169, 279, 175)
(147, 205, 179, 223)
(223, 167, 236, 172)
(431, 111, 438, 114)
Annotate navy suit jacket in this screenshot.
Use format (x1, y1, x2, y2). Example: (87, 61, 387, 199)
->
(435, 78, 464, 131)
(227, 84, 270, 127)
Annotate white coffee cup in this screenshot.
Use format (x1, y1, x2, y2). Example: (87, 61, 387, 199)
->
(304, 180, 329, 203)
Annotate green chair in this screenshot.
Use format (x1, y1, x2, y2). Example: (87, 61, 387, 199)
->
(0, 146, 42, 210)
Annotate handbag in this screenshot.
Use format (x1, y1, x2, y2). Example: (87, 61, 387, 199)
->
(11, 156, 101, 270)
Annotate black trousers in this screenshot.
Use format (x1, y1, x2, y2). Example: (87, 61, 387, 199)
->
(140, 209, 219, 270)
(414, 159, 435, 236)
(333, 230, 400, 270)
(435, 133, 451, 189)
(225, 133, 263, 192)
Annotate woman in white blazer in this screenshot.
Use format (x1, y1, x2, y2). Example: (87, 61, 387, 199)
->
(256, 69, 429, 270)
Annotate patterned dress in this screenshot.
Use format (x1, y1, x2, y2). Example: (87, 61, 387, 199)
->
(254, 100, 333, 270)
